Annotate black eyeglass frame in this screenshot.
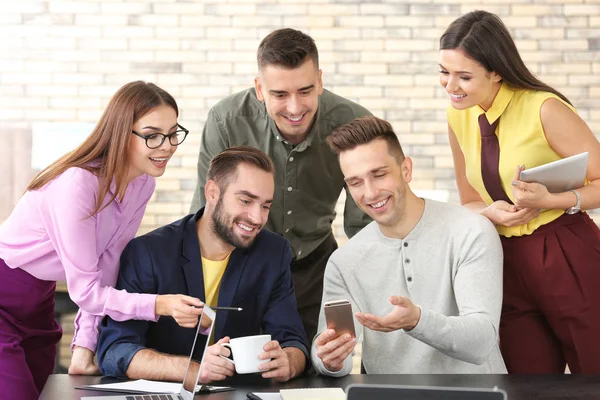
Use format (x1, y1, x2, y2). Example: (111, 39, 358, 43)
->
(131, 124, 189, 149)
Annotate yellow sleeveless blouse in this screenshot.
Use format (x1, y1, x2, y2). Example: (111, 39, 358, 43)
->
(447, 82, 578, 237)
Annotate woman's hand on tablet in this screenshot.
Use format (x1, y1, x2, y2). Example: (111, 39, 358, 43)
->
(511, 165, 554, 209)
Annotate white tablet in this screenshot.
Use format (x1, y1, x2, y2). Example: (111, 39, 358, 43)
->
(519, 152, 588, 193)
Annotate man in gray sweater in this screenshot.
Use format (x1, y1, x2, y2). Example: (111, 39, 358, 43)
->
(311, 116, 507, 375)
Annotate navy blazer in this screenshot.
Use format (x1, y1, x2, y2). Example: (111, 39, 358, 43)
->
(97, 208, 308, 378)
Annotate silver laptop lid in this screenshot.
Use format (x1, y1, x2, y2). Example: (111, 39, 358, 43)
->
(346, 384, 507, 400)
(79, 306, 216, 400)
(179, 305, 216, 400)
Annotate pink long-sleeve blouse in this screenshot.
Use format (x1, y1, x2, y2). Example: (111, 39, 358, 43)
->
(0, 166, 158, 351)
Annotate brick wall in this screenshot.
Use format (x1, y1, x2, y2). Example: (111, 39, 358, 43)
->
(3, 1, 600, 236)
(2, 0, 600, 371)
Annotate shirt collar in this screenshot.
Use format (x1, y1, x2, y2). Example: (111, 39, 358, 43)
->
(372, 198, 432, 244)
(479, 81, 514, 124)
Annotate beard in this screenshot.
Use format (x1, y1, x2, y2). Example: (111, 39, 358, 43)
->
(211, 197, 258, 249)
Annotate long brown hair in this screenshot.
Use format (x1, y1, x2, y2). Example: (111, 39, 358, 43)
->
(440, 10, 571, 105)
(27, 81, 178, 217)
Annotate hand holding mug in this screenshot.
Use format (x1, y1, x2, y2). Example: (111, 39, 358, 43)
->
(197, 336, 235, 383)
(258, 340, 293, 382)
(218, 334, 272, 374)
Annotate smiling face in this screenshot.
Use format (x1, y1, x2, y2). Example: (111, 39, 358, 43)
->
(208, 163, 274, 249)
(127, 104, 179, 180)
(340, 139, 413, 229)
(254, 58, 323, 144)
(439, 48, 502, 111)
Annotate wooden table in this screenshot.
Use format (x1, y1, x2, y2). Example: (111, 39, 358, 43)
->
(40, 373, 600, 400)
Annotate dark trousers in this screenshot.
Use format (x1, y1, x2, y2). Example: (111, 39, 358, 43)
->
(290, 233, 338, 344)
(0, 258, 62, 399)
(500, 212, 600, 373)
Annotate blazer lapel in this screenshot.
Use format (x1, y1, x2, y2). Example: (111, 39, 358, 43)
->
(214, 248, 249, 338)
(181, 214, 206, 304)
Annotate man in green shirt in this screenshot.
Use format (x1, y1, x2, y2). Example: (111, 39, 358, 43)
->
(190, 28, 372, 343)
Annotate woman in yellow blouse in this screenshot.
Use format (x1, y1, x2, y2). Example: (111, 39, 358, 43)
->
(440, 10, 600, 373)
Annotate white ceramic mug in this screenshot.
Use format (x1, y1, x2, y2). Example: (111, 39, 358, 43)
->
(219, 334, 272, 374)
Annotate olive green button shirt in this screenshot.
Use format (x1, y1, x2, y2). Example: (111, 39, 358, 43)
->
(190, 88, 372, 260)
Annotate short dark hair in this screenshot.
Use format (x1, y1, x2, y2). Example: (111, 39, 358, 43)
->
(207, 146, 275, 191)
(257, 28, 319, 70)
(327, 116, 405, 162)
(440, 10, 571, 105)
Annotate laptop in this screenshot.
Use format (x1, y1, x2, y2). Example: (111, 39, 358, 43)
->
(519, 152, 588, 193)
(346, 384, 507, 400)
(81, 305, 217, 400)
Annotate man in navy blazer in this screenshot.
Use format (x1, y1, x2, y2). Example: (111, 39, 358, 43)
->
(97, 146, 308, 383)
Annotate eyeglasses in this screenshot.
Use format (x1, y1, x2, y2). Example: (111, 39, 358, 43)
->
(131, 124, 189, 149)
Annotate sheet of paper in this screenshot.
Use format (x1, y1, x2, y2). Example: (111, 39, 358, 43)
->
(86, 379, 183, 393)
(83, 379, 231, 394)
(250, 393, 282, 400)
(280, 387, 345, 400)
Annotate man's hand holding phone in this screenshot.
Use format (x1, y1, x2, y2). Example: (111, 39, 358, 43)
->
(355, 295, 421, 332)
(314, 329, 356, 372)
(315, 299, 358, 372)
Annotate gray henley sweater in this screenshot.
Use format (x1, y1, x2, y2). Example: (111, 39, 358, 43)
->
(311, 199, 507, 375)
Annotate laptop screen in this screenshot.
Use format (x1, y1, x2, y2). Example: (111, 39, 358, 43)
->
(179, 305, 216, 400)
(346, 384, 507, 400)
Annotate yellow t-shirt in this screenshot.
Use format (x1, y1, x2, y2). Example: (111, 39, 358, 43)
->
(447, 82, 578, 237)
(201, 253, 230, 308)
(201, 253, 230, 345)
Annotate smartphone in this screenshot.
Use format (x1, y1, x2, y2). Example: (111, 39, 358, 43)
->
(324, 299, 356, 338)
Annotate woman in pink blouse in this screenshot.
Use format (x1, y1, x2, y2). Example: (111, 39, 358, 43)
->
(0, 81, 204, 399)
